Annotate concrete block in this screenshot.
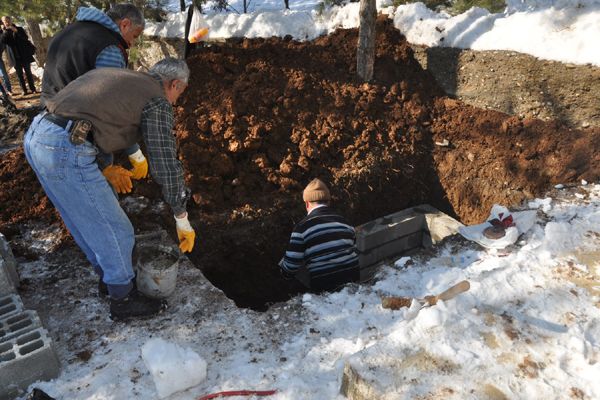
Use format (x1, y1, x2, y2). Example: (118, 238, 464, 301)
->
(355, 205, 463, 280)
(0, 294, 23, 320)
(0, 326, 60, 400)
(358, 231, 423, 269)
(355, 209, 425, 252)
(0, 310, 41, 343)
(0, 233, 19, 295)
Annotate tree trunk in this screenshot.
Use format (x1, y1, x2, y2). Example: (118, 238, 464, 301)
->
(244, 0, 248, 13)
(356, 0, 376, 82)
(25, 19, 47, 67)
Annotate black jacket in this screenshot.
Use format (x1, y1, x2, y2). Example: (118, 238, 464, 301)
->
(0, 25, 36, 64)
(41, 21, 128, 103)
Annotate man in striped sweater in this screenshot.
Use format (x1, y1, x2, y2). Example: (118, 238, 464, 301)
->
(280, 179, 360, 291)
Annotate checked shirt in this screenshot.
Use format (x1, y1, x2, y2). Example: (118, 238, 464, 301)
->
(141, 97, 189, 215)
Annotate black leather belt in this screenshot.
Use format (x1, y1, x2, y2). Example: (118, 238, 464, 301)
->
(43, 113, 94, 145)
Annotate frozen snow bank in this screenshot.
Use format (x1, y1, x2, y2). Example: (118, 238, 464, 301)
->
(395, 3, 600, 66)
(141, 338, 207, 398)
(146, 1, 600, 66)
(144, 2, 391, 41)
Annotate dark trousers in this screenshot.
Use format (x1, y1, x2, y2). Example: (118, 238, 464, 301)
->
(15, 59, 36, 93)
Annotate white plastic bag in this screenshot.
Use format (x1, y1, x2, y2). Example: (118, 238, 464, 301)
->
(188, 6, 209, 43)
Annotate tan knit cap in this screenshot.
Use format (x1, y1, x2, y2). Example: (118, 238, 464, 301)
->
(303, 178, 331, 202)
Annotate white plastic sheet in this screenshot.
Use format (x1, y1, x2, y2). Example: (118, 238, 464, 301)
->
(458, 205, 537, 249)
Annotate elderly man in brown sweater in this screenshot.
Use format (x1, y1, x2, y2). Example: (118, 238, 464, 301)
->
(24, 58, 195, 320)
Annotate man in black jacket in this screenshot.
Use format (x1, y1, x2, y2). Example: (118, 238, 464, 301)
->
(40, 4, 149, 196)
(41, 4, 144, 104)
(0, 37, 12, 95)
(0, 16, 36, 95)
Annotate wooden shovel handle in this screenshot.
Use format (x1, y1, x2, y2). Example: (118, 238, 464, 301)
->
(434, 280, 470, 302)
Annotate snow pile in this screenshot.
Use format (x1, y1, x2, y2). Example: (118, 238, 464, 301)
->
(394, 3, 600, 66)
(141, 338, 207, 398)
(505, 0, 600, 12)
(147, 0, 600, 66)
(15, 183, 600, 399)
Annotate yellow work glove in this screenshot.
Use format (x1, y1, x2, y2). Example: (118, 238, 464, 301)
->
(128, 149, 148, 180)
(175, 213, 196, 253)
(102, 165, 133, 194)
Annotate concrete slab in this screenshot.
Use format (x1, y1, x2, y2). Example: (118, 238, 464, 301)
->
(0, 259, 17, 295)
(0, 325, 60, 400)
(0, 233, 19, 295)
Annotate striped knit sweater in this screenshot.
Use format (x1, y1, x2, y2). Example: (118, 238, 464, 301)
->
(281, 205, 359, 291)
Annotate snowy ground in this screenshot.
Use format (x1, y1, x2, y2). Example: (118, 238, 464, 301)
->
(16, 183, 600, 399)
(147, 0, 600, 66)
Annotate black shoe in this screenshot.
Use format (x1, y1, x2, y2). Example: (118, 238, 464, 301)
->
(109, 289, 166, 321)
(27, 388, 56, 400)
(99, 276, 137, 297)
(98, 279, 109, 297)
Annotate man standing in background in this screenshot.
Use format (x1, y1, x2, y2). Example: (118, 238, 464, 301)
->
(0, 32, 13, 96)
(0, 16, 36, 95)
(41, 4, 148, 194)
(41, 3, 144, 102)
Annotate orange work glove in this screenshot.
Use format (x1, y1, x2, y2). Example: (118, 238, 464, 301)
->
(175, 212, 196, 253)
(102, 165, 133, 194)
(128, 149, 148, 180)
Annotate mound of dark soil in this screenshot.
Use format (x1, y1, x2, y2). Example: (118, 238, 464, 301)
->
(1, 17, 598, 308)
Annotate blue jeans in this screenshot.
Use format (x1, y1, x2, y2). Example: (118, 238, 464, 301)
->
(0, 56, 11, 93)
(24, 114, 134, 299)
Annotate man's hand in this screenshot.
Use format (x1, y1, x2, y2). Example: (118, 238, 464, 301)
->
(128, 149, 148, 180)
(175, 212, 196, 253)
(102, 165, 133, 194)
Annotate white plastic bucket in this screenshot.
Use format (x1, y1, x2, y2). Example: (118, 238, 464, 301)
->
(135, 244, 180, 299)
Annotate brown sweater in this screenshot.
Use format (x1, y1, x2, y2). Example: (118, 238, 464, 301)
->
(46, 68, 164, 153)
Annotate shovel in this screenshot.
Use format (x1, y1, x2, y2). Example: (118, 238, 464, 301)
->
(381, 280, 471, 310)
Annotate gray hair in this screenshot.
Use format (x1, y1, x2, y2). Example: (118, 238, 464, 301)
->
(106, 4, 145, 28)
(150, 58, 190, 84)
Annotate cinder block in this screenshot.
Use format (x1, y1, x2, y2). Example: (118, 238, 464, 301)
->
(355, 210, 425, 252)
(355, 205, 463, 279)
(0, 310, 41, 343)
(0, 233, 19, 295)
(0, 295, 23, 320)
(0, 326, 60, 400)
